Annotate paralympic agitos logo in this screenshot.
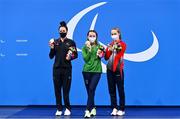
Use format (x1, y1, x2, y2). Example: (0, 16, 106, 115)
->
(66, 2, 159, 73)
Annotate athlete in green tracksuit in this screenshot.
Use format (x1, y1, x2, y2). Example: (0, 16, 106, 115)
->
(82, 30, 105, 118)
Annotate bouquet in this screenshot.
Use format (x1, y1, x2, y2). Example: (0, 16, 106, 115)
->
(66, 46, 76, 60)
(113, 42, 122, 51)
(97, 45, 105, 58)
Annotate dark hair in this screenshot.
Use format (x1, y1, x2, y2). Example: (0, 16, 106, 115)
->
(87, 30, 98, 45)
(111, 27, 122, 39)
(58, 21, 68, 33)
(87, 30, 98, 38)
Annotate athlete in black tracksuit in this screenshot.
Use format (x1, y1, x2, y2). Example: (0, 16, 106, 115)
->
(49, 22, 78, 113)
(49, 38, 78, 111)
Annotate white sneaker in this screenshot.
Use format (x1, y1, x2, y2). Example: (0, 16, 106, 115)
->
(64, 108, 71, 116)
(55, 110, 62, 116)
(84, 110, 91, 118)
(111, 108, 118, 116)
(117, 110, 125, 116)
(90, 108, 96, 116)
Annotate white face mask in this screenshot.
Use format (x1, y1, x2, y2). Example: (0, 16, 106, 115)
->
(88, 37, 96, 43)
(111, 35, 119, 40)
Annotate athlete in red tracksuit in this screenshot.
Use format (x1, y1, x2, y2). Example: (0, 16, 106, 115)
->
(105, 27, 126, 116)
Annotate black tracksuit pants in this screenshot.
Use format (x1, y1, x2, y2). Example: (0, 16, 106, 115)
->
(53, 67, 72, 111)
(107, 69, 125, 111)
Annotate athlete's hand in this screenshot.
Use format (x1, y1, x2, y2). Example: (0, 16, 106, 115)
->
(85, 41, 91, 50)
(49, 38, 55, 49)
(66, 50, 72, 60)
(66, 55, 71, 60)
(107, 44, 113, 51)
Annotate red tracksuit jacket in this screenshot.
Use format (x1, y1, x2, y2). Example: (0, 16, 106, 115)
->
(105, 40, 126, 75)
